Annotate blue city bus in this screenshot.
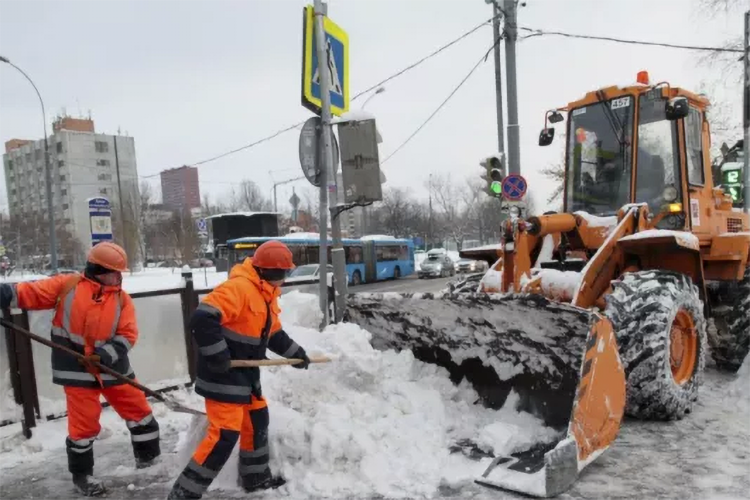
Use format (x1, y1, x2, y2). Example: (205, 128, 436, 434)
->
(225, 235, 415, 285)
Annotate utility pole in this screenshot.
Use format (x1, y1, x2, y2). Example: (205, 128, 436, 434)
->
(314, 0, 347, 325)
(113, 136, 130, 270)
(428, 173, 433, 250)
(743, 10, 749, 214)
(491, 1, 505, 156)
(503, 0, 521, 175)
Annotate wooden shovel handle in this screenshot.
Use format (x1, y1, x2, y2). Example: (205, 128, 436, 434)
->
(230, 356, 332, 368)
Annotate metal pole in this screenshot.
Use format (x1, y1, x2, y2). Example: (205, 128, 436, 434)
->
(428, 173, 433, 250)
(492, 2, 505, 156)
(503, 0, 521, 175)
(743, 10, 749, 214)
(273, 183, 278, 213)
(314, 0, 346, 324)
(0, 57, 59, 272)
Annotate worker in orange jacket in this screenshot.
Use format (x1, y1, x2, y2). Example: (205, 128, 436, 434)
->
(0, 242, 160, 497)
(168, 240, 310, 500)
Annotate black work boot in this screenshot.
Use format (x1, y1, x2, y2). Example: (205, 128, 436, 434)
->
(72, 474, 107, 497)
(241, 469, 286, 493)
(166, 483, 202, 500)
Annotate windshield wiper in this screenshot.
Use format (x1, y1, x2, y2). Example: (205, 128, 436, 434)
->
(596, 90, 626, 147)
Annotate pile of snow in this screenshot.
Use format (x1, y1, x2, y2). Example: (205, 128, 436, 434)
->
(0, 292, 558, 499)
(532, 269, 581, 301)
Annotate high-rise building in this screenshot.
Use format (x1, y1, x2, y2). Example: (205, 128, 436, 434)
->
(2, 115, 139, 267)
(160, 166, 200, 212)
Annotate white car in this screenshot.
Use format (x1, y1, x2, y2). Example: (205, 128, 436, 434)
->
(283, 263, 334, 286)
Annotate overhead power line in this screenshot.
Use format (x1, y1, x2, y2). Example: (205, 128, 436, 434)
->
(519, 27, 744, 53)
(138, 14, 498, 179)
(381, 38, 501, 166)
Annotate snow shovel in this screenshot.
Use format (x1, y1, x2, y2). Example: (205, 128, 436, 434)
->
(230, 356, 332, 368)
(0, 319, 205, 416)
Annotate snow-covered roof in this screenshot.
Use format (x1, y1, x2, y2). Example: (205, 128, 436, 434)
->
(333, 110, 376, 123)
(360, 234, 396, 241)
(205, 211, 280, 220)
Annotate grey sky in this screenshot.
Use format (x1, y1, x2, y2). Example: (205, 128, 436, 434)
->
(0, 0, 744, 215)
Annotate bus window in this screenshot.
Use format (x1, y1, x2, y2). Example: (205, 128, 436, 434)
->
(290, 245, 307, 266)
(346, 245, 363, 264)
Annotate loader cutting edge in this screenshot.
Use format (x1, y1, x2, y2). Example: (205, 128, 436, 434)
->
(345, 292, 626, 497)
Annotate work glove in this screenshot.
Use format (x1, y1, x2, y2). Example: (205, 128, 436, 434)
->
(290, 346, 310, 370)
(0, 283, 14, 309)
(78, 354, 101, 373)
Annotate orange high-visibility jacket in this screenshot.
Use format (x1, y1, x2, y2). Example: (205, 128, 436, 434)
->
(192, 258, 301, 403)
(11, 274, 138, 388)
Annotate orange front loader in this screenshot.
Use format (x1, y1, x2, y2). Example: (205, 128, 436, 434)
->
(347, 72, 750, 497)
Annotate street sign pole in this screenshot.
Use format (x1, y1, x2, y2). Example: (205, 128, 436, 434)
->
(313, 0, 347, 325)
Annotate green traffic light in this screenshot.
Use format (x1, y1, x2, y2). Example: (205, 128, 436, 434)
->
(491, 181, 502, 195)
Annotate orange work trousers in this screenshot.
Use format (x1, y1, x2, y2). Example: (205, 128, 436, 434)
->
(172, 397, 270, 498)
(65, 384, 153, 440)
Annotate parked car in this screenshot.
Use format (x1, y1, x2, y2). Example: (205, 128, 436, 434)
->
(418, 249, 455, 279)
(455, 258, 488, 274)
(283, 263, 334, 286)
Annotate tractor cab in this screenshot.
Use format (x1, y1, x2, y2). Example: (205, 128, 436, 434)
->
(540, 71, 717, 232)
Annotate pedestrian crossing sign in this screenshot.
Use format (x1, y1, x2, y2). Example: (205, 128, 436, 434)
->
(301, 5, 349, 116)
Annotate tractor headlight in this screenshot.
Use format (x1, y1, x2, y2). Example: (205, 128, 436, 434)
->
(663, 185, 678, 202)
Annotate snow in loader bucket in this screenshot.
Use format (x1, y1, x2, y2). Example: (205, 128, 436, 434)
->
(345, 292, 626, 497)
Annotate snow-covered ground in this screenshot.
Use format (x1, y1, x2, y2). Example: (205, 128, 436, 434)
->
(1, 291, 748, 499)
(1, 292, 560, 499)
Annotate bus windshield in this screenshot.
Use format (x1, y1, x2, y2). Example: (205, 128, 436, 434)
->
(566, 96, 634, 216)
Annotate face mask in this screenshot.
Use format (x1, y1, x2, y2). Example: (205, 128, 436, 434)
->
(97, 272, 122, 287)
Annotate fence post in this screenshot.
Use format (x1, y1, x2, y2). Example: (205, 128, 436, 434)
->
(2, 308, 39, 438)
(180, 267, 199, 383)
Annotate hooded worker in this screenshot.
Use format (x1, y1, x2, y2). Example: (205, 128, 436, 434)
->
(168, 240, 310, 500)
(0, 242, 160, 497)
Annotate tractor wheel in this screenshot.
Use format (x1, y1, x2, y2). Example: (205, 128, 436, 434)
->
(605, 270, 707, 420)
(708, 267, 750, 372)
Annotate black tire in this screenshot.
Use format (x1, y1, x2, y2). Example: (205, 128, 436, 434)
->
(605, 270, 707, 420)
(352, 270, 362, 286)
(394, 266, 401, 279)
(708, 267, 750, 372)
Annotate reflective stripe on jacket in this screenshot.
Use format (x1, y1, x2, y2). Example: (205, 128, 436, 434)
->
(14, 274, 138, 388)
(192, 258, 299, 403)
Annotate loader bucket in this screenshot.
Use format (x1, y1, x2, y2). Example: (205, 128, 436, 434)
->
(346, 292, 626, 497)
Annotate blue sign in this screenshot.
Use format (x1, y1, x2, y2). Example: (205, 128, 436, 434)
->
(88, 197, 113, 245)
(196, 218, 207, 233)
(301, 5, 350, 116)
(501, 174, 528, 201)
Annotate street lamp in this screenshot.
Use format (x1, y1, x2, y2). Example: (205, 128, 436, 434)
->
(361, 86, 385, 110)
(0, 55, 58, 272)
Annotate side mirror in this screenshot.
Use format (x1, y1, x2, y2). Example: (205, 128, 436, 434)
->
(548, 111, 565, 124)
(665, 97, 689, 121)
(539, 127, 555, 146)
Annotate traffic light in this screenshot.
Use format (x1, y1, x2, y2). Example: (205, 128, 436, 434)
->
(480, 154, 506, 198)
(721, 165, 744, 207)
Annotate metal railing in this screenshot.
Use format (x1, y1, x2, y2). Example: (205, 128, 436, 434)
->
(1, 269, 207, 438)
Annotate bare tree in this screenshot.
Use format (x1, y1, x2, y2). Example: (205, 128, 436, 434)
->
(429, 174, 481, 250)
(229, 180, 273, 212)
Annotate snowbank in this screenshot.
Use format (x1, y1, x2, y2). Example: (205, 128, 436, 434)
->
(1, 292, 557, 499)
